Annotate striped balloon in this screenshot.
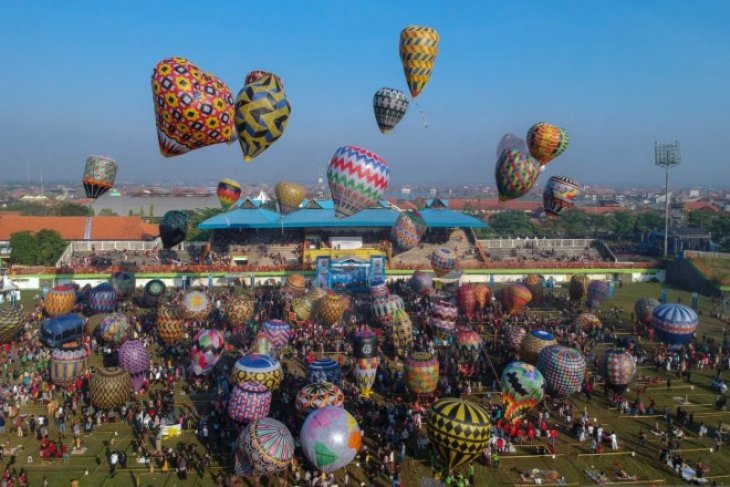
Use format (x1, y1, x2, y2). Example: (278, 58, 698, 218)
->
(229, 382, 272, 424)
(495, 148, 539, 202)
(50, 342, 87, 387)
(263, 319, 291, 349)
(372, 294, 405, 326)
(373, 87, 409, 133)
(429, 300, 457, 341)
(399, 26, 439, 98)
(651, 303, 698, 349)
(327, 146, 390, 218)
(543, 176, 580, 216)
(527, 122, 569, 166)
(45, 285, 76, 317)
(217, 178, 242, 209)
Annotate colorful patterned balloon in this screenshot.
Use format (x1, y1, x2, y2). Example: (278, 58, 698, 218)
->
(353, 329, 377, 359)
(573, 313, 602, 333)
(189, 329, 224, 376)
(495, 148, 540, 202)
(410, 270, 434, 296)
(118, 339, 150, 391)
(263, 319, 291, 349)
(110, 271, 136, 301)
(284, 298, 313, 326)
(651, 303, 698, 349)
(569, 274, 590, 303)
(307, 358, 342, 387)
(354, 357, 378, 398)
(429, 300, 457, 341)
(391, 210, 427, 250)
(245, 70, 284, 87)
(456, 327, 482, 358)
(373, 87, 409, 133)
(231, 354, 283, 390)
(587, 280, 610, 309)
(327, 146, 390, 218)
(275, 181, 306, 215)
(286, 273, 306, 295)
(183, 290, 211, 321)
(0, 307, 25, 343)
(497, 284, 532, 317)
(543, 176, 580, 216)
(144, 279, 166, 299)
(159, 210, 189, 249)
(430, 248, 456, 277)
(90, 367, 131, 410)
(45, 285, 76, 317)
(427, 399, 491, 471)
(318, 294, 347, 327)
(635, 297, 660, 325)
(389, 308, 413, 357)
(503, 325, 527, 352)
(370, 281, 390, 299)
(88, 283, 117, 314)
(229, 381, 272, 424)
(537, 345, 586, 396)
(301, 406, 362, 473)
(399, 26, 439, 98)
(404, 351, 439, 394)
(226, 296, 256, 328)
(474, 283, 491, 310)
(50, 342, 87, 387)
(372, 294, 405, 326)
(523, 274, 544, 303)
(235, 73, 291, 162)
(598, 349, 636, 394)
(151, 57, 235, 157)
(99, 313, 130, 345)
(501, 361, 545, 420)
(457, 284, 477, 321)
(156, 304, 185, 345)
(236, 417, 294, 475)
(217, 178, 242, 209)
(295, 382, 345, 419)
(82, 155, 117, 199)
(520, 330, 557, 365)
(527, 122, 569, 166)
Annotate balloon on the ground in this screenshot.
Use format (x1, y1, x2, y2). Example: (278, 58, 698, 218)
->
(263, 319, 291, 349)
(372, 294, 404, 326)
(301, 406, 362, 473)
(456, 327, 482, 359)
(587, 280, 610, 309)
(236, 417, 294, 475)
(429, 300, 457, 341)
(45, 285, 76, 317)
(307, 357, 342, 387)
(156, 304, 185, 345)
(427, 398, 491, 471)
(0, 307, 25, 343)
(457, 284, 477, 321)
(370, 282, 389, 299)
(404, 351, 439, 394)
(275, 181, 306, 215)
(217, 179, 242, 209)
(569, 274, 589, 303)
(286, 273, 306, 296)
(100, 312, 130, 345)
(391, 211, 427, 250)
(651, 303, 698, 349)
(118, 340, 150, 392)
(497, 284, 532, 317)
(90, 367, 131, 410)
(82, 155, 117, 199)
(110, 271, 136, 301)
(537, 345, 586, 396)
(318, 294, 347, 327)
(284, 298, 313, 326)
(50, 342, 87, 387)
(543, 176, 580, 216)
(598, 349, 637, 394)
(229, 381, 272, 424)
(88, 283, 117, 314)
(235, 72, 291, 161)
(373, 87, 409, 133)
(159, 210, 189, 249)
(504, 325, 527, 352)
(523, 274, 544, 303)
(573, 313, 602, 333)
(495, 148, 540, 202)
(520, 330, 557, 364)
(144, 279, 166, 299)
(151, 57, 235, 157)
(501, 361, 545, 420)
(189, 329, 224, 375)
(183, 290, 211, 321)
(327, 146, 390, 218)
(295, 382, 345, 419)
(399, 26, 439, 98)
(527, 122, 569, 166)
(410, 270, 434, 296)
(635, 297, 660, 325)
(352, 329, 377, 359)
(231, 354, 283, 390)
(354, 357, 378, 398)
(225, 296, 256, 328)
(389, 308, 413, 357)
(474, 284, 491, 310)
(430, 248, 456, 277)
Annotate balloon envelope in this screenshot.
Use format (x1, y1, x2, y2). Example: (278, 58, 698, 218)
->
(217, 179, 242, 209)
(373, 87, 409, 133)
(501, 361, 545, 420)
(635, 298, 660, 325)
(82, 155, 117, 198)
(430, 249, 456, 277)
(598, 349, 636, 394)
(651, 303, 698, 348)
(327, 146, 390, 218)
(527, 122, 569, 166)
(427, 398, 491, 471)
(301, 406, 362, 473)
(495, 133, 527, 159)
(399, 26, 439, 98)
(391, 211, 427, 250)
(537, 345, 586, 396)
(495, 148, 539, 202)
(275, 181, 306, 215)
(159, 210, 189, 249)
(543, 176, 580, 216)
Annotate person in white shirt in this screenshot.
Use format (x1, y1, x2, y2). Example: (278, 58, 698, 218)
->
(610, 432, 618, 450)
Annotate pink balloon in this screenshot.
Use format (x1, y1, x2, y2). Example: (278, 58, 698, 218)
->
(496, 133, 528, 159)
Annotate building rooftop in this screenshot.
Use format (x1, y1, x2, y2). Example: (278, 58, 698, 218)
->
(0, 216, 158, 241)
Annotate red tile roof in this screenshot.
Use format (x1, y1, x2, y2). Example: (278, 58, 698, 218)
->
(448, 198, 542, 212)
(0, 216, 158, 241)
(684, 201, 722, 212)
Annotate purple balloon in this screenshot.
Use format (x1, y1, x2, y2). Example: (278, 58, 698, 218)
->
(496, 133, 528, 159)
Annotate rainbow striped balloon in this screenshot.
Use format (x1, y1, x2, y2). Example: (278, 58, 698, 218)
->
(327, 146, 390, 218)
(399, 26, 440, 98)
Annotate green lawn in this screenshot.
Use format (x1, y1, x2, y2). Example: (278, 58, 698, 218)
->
(4, 282, 730, 486)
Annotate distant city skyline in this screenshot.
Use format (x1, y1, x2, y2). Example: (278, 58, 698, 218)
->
(1, 1, 729, 186)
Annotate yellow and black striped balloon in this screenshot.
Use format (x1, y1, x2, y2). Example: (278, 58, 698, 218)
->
(235, 74, 291, 162)
(399, 26, 439, 98)
(427, 398, 491, 471)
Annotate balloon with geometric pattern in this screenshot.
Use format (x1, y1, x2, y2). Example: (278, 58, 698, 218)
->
(88, 283, 117, 314)
(410, 270, 434, 297)
(587, 280, 611, 309)
(372, 294, 405, 326)
(501, 361, 545, 420)
(526, 122, 569, 167)
(373, 87, 409, 133)
(225, 295, 256, 329)
(456, 327, 482, 360)
(307, 358, 342, 387)
(389, 308, 413, 357)
(275, 181, 307, 215)
(503, 325, 527, 352)
(536, 345, 586, 396)
(598, 349, 636, 394)
(45, 285, 76, 317)
(496, 284, 532, 317)
(354, 357, 378, 398)
(474, 283, 491, 310)
(189, 329, 224, 376)
(236, 417, 294, 475)
(228, 381, 272, 424)
(391, 210, 427, 250)
(634, 297, 660, 325)
(317, 294, 347, 327)
(572, 313, 602, 334)
(231, 354, 283, 391)
(399, 26, 440, 98)
(457, 284, 477, 321)
(235, 73, 291, 162)
(118, 339, 151, 392)
(430, 249, 456, 277)
(651, 303, 698, 349)
(99, 313, 130, 345)
(300, 406, 362, 474)
(263, 319, 291, 349)
(217, 178, 242, 209)
(295, 382, 345, 419)
(404, 351, 439, 394)
(151, 57, 235, 157)
(543, 176, 580, 216)
(429, 300, 457, 342)
(82, 155, 117, 199)
(520, 330, 557, 365)
(569, 274, 590, 303)
(110, 271, 136, 301)
(427, 398, 491, 471)
(156, 304, 185, 345)
(327, 146, 390, 219)
(183, 290, 211, 321)
(0, 307, 25, 343)
(495, 148, 540, 202)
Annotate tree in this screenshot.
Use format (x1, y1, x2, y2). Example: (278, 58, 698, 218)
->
(35, 229, 68, 265)
(57, 203, 89, 216)
(486, 211, 536, 238)
(9, 231, 39, 265)
(186, 208, 224, 242)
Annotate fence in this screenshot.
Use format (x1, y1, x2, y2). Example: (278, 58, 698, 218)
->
(69, 240, 207, 252)
(479, 238, 597, 249)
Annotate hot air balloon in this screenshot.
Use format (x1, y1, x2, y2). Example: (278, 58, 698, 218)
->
(504, 325, 527, 352)
(457, 284, 477, 321)
(391, 210, 427, 250)
(295, 382, 345, 419)
(88, 283, 117, 314)
(183, 290, 211, 321)
(372, 294, 405, 326)
(306, 287, 327, 303)
(456, 327, 482, 360)
(151, 57, 235, 157)
(354, 357, 378, 398)
(159, 210, 189, 249)
(430, 249, 456, 277)
(245, 70, 284, 87)
(353, 329, 377, 359)
(225, 295, 256, 328)
(573, 313, 602, 334)
(235, 73, 291, 161)
(373, 87, 409, 133)
(189, 329, 224, 376)
(404, 352, 439, 394)
(598, 349, 637, 394)
(82, 155, 117, 198)
(651, 303, 698, 349)
(236, 418, 294, 476)
(301, 406, 362, 473)
(427, 398, 491, 471)
(537, 345, 586, 396)
(327, 146, 390, 218)
(501, 361, 545, 420)
(286, 273, 306, 296)
(251, 332, 273, 356)
(410, 270, 434, 296)
(399, 26, 439, 98)
(307, 358, 342, 387)
(275, 181, 306, 215)
(85, 314, 105, 337)
(520, 330, 557, 365)
(318, 294, 347, 327)
(45, 285, 76, 317)
(543, 176, 580, 216)
(262, 319, 291, 349)
(229, 382, 272, 424)
(144, 279, 166, 299)
(156, 304, 185, 345)
(370, 281, 390, 299)
(587, 280, 610, 309)
(523, 275, 544, 304)
(474, 283, 491, 310)
(430, 300, 457, 342)
(118, 340, 150, 392)
(0, 307, 25, 343)
(495, 133, 528, 159)
(216, 178, 242, 209)
(497, 284, 532, 317)
(569, 274, 590, 303)
(284, 298, 313, 327)
(634, 298, 660, 325)
(110, 271, 136, 301)
(99, 313, 130, 345)
(231, 354, 283, 390)
(526, 122, 569, 167)
(50, 342, 87, 387)
(90, 367, 131, 410)
(389, 308, 413, 357)
(495, 148, 540, 202)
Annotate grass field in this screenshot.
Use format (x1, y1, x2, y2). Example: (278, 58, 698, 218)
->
(4, 282, 730, 486)
(692, 256, 730, 286)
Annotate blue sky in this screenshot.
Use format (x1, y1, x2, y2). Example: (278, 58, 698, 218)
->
(1, 0, 729, 187)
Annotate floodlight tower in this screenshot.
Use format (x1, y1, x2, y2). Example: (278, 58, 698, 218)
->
(654, 141, 682, 258)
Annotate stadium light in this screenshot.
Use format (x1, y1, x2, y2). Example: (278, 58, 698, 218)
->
(654, 141, 681, 258)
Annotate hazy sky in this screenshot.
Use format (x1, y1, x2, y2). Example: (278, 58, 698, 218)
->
(1, 1, 729, 187)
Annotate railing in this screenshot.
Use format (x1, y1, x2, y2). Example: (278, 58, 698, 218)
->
(55, 243, 75, 268)
(479, 238, 596, 249)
